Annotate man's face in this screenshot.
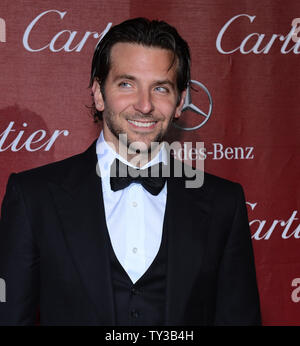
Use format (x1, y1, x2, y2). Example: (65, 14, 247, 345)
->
(92, 43, 186, 156)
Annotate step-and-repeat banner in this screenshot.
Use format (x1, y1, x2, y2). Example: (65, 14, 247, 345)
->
(0, 0, 299, 325)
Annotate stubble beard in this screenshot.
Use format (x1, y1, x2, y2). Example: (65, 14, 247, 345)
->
(103, 109, 175, 157)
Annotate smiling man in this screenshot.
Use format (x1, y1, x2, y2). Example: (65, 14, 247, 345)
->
(92, 42, 185, 163)
(0, 18, 261, 326)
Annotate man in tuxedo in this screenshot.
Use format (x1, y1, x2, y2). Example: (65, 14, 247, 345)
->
(0, 18, 261, 325)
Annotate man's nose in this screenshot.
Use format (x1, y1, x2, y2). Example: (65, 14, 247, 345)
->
(133, 89, 154, 115)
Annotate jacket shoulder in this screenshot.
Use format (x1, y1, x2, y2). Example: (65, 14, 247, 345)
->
(11, 140, 97, 186)
(202, 171, 246, 205)
(204, 171, 242, 190)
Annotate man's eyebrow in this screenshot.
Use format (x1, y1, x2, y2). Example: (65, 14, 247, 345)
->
(113, 75, 175, 89)
(155, 80, 175, 89)
(113, 74, 136, 82)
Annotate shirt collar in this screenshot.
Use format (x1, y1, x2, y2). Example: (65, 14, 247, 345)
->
(96, 131, 168, 178)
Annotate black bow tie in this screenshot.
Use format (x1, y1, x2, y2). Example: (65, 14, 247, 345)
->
(110, 158, 167, 196)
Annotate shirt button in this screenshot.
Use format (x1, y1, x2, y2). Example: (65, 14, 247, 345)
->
(131, 287, 139, 295)
(132, 201, 137, 207)
(131, 309, 139, 318)
(132, 247, 138, 254)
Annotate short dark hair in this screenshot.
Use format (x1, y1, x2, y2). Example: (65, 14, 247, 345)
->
(89, 17, 191, 122)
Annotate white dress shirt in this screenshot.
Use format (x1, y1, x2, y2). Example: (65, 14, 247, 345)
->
(96, 131, 168, 284)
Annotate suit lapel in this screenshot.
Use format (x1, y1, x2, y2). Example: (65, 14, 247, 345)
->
(164, 163, 213, 325)
(48, 141, 115, 325)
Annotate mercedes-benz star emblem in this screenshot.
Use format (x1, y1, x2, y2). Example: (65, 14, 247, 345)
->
(173, 79, 213, 131)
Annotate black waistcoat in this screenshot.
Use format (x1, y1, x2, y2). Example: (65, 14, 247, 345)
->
(107, 223, 168, 326)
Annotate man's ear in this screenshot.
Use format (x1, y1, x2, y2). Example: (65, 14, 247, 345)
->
(174, 89, 187, 119)
(92, 80, 105, 112)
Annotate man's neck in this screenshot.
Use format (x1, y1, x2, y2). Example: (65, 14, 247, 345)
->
(102, 132, 164, 168)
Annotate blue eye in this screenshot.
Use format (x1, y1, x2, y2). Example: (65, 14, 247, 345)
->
(155, 86, 169, 93)
(119, 82, 132, 88)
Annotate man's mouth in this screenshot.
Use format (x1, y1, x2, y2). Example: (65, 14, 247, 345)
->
(127, 119, 157, 128)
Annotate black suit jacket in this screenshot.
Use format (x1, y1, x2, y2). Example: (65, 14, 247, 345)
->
(0, 140, 261, 325)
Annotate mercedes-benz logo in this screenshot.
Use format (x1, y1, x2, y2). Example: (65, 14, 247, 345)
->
(173, 79, 213, 131)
